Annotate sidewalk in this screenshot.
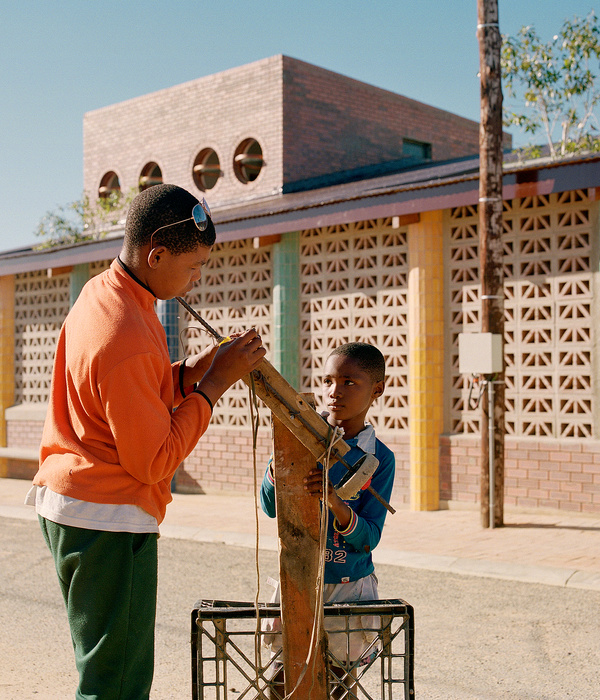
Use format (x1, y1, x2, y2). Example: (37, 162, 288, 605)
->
(2, 476, 600, 591)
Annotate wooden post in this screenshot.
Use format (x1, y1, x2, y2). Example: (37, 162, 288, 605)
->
(272, 400, 329, 699)
(477, 0, 505, 528)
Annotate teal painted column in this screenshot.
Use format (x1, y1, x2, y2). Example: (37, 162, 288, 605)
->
(156, 298, 180, 362)
(272, 232, 300, 388)
(70, 263, 90, 307)
(157, 297, 184, 492)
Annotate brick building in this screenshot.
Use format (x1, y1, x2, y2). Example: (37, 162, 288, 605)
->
(83, 55, 481, 208)
(2, 56, 600, 515)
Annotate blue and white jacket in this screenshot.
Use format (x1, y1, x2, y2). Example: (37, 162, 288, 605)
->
(260, 424, 395, 584)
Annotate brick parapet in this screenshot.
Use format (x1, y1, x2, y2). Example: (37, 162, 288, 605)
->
(84, 56, 285, 206)
(84, 55, 489, 211)
(281, 55, 484, 182)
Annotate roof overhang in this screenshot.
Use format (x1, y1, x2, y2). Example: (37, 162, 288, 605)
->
(215, 155, 600, 242)
(0, 235, 124, 276)
(2, 154, 599, 275)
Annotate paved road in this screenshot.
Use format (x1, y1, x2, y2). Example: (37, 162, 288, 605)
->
(1, 517, 599, 699)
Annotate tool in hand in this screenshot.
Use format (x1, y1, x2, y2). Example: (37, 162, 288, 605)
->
(176, 296, 231, 344)
(176, 297, 395, 513)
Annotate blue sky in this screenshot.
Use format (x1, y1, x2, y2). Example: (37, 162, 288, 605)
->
(0, 0, 596, 252)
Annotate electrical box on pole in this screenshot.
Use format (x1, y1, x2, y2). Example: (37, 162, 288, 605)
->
(458, 333, 503, 375)
(458, 332, 503, 529)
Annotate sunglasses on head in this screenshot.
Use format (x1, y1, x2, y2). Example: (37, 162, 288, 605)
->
(149, 198, 211, 248)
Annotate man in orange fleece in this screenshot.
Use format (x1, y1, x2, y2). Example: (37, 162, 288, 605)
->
(26, 184, 265, 699)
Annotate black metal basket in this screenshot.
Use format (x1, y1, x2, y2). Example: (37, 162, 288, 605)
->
(191, 598, 415, 699)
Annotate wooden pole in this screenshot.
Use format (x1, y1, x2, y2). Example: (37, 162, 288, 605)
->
(272, 400, 329, 699)
(477, 0, 505, 528)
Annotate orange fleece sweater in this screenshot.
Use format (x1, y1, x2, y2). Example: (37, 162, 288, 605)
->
(35, 259, 211, 524)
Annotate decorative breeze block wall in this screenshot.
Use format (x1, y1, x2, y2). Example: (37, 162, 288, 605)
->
(179, 219, 412, 498)
(446, 190, 599, 511)
(14, 270, 70, 405)
(179, 238, 275, 491)
(8, 259, 115, 453)
(299, 218, 411, 503)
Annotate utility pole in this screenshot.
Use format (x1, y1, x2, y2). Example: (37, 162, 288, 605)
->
(477, 0, 505, 528)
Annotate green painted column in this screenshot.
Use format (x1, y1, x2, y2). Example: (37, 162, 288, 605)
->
(272, 232, 300, 388)
(70, 263, 90, 307)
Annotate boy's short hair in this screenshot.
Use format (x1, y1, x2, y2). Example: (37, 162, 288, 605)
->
(125, 183, 216, 254)
(329, 342, 386, 382)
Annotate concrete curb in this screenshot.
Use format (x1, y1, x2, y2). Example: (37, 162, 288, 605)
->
(3, 505, 600, 592)
(159, 524, 600, 592)
(160, 523, 279, 552)
(372, 547, 600, 591)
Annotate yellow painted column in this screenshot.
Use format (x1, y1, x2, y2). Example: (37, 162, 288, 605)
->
(408, 210, 444, 510)
(0, 275, 15, 477)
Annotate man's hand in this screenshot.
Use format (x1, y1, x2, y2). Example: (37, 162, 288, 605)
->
(196, 329, 266, 406)
(182, 344, 219, 386)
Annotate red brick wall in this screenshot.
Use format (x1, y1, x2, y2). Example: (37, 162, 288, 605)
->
(178, 425, 412, 510)
(4, 420, 43, 479)
(5, 459, 37, 480)
(7, 420, 44, 450)
(440, 435, 480, 504)
(440, 434, 600, 514)
(6, 415, 598, 514)
(177, 425, 273, 494)
(281, 56, 484, 182)
(379, 434, 410, 509)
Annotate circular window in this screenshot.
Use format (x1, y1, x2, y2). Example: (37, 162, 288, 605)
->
(233, 138, 264, 184)
(139, 162, 163, 191)
(193, 148, 221, 191)
(98, 171, 121, 198)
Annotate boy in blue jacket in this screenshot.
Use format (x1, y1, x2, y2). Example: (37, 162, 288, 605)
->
(260, 342, 395, 696)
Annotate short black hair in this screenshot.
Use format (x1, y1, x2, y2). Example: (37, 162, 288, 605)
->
(124, 183, 216, 254)
(329, 342, 386, 382)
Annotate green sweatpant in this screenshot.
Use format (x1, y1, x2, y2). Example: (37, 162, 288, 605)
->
(39, 517, 158, 700)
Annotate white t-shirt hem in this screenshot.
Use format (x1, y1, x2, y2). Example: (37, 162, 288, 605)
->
(25, 485, 159, 534)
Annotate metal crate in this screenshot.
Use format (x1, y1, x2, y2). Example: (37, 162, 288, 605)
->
(191, 598, 415, 699)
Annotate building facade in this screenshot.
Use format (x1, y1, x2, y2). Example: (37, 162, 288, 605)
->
(2, 57, 599, 515)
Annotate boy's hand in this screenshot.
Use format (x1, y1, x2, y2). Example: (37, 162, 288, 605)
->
(304, 468, 335, 501)
(196, 329, 265, 405)
(304, 467, 353, 530)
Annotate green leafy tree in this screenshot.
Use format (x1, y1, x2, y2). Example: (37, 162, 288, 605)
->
(35, 188, 137, 249)
(501, 11, 600, 158)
